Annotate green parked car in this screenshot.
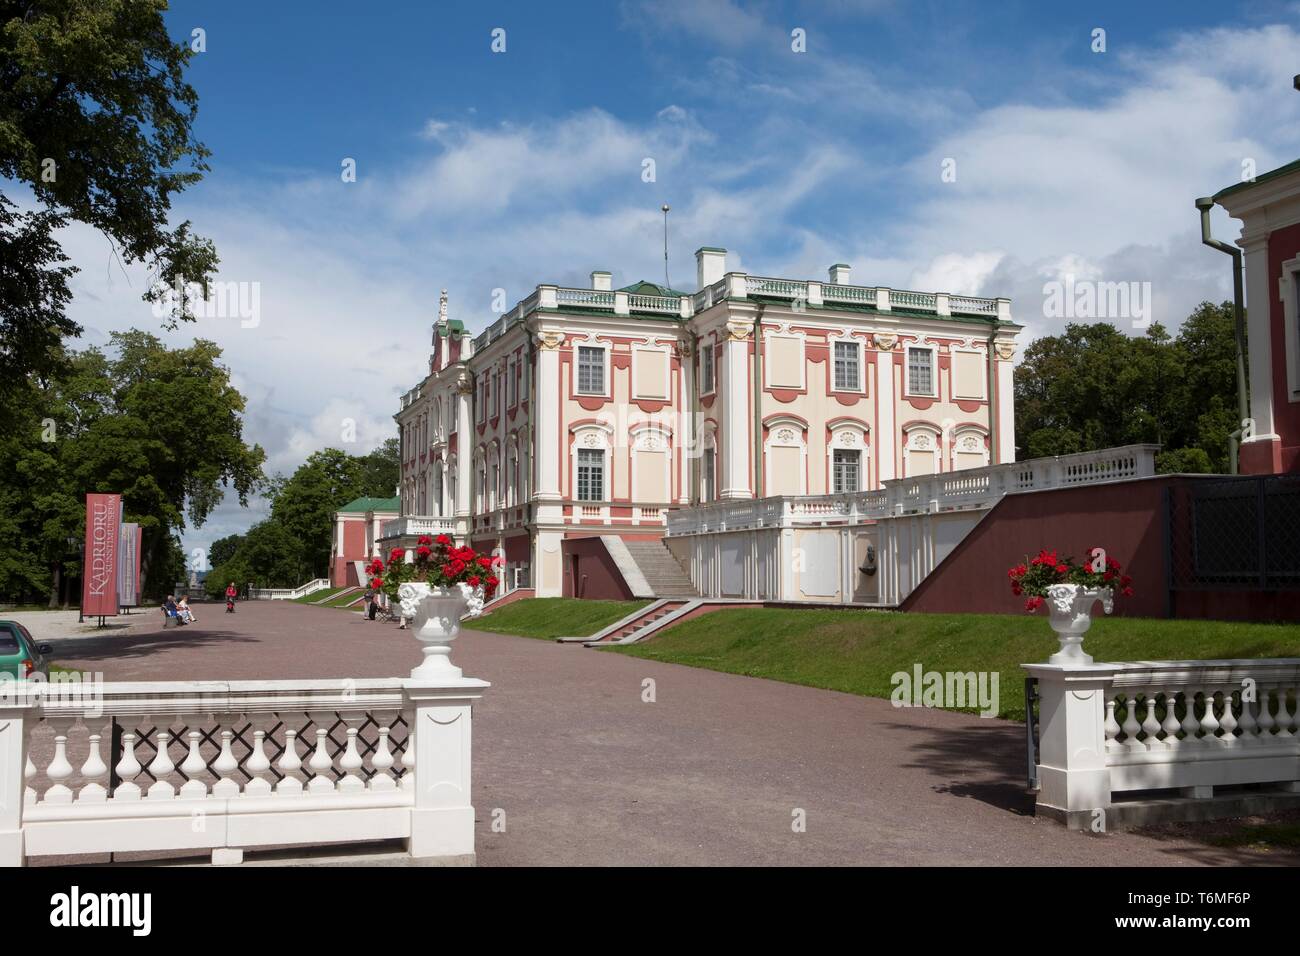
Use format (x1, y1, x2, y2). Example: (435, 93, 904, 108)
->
(0, 621, 52, 679)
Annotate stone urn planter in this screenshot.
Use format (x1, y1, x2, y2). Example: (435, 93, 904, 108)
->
(1044, 583, 1113, 665)
(398, 581, 484, 679)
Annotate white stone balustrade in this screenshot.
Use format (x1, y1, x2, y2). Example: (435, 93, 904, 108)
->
(1, 673, 488, 866)
(382, 515, 459, 539)
(1025, 658, 1300, 827)
(665, 444, 1159, 536)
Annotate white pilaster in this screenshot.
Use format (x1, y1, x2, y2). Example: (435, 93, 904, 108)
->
(403, 678, 490, 861)
(1242, 236, 1276, 441)
(721, 322, 753, 498)
(0, 689, 37, 866)
(533, 333, 564, 521)
(454, 389, 471, 514)
(1023, 664, 1118, 828)
(996, 348, 1016, 464)
(875, 351, 895, 484)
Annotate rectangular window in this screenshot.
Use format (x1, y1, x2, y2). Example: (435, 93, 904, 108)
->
(702, 447, 716, 502)
(700, 345, 715, 395)
(577, 448, 604, 501)
(833, 449, 861, 493)
(907, 347, 935, 397)
(508, 362, 517, 406)
(577, 346, 605, 395)
(833, 341, 860, 391)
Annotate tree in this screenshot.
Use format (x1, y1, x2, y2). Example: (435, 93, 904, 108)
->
(0, 197, 77, 419)
(356, 437, 400, 498)
(270, 449, 371, 579)
(1013, 303, 1245, 473)
(208, 534, 243, 569)
(0, 0, 218, 342)
(0, 333, 265, 603)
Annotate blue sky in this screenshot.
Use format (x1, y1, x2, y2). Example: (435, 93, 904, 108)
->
(46, 0, 1300, 556)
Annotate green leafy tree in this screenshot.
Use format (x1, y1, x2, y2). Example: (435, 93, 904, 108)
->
(0, 334, 265, 603)
(208, 534, 243, 569)
(270, 449, 372, 579)
(356, 437, 400, 498)
(0, 0, 218, 341)
(1014, 303, 1245, 472)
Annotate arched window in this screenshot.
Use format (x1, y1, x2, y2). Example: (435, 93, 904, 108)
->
(827, 423, 868, 493)
(903, 425, 940, 476)
(764, 417, 807, 496)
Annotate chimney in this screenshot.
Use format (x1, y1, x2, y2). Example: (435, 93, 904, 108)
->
(828, 263, 851, 285)
(696, 247, 727, 289)
(591, 271, 612, 291)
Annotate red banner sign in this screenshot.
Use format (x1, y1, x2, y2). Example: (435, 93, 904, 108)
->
(82, 493, 121, 617)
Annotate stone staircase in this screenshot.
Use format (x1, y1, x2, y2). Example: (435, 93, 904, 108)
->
(616, 539, 699, 598)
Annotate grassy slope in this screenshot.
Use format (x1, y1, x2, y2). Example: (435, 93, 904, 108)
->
(473, 597, 650, 640)
(609, 608, 1300, 720)
(293, 587, 346, 604)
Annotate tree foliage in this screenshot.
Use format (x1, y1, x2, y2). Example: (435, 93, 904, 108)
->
(203, 441, 400, 593)
(0, 0, 218, 328)
(0, 334, 265, 603)
(1014, 302, 1243, 473)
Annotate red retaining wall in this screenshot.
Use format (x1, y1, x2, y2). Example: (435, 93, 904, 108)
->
(561, 537, 634, 600)
(900, 476, 1300, 621)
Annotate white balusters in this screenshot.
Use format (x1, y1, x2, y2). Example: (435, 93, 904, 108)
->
(43, 718, 75, 805)
(114, 728, 143, 800)
(338, 716, 365, 794)
(1257, 689, 1276, 739)
(1237, 689, 1258, 743)
(1198, 691, 1221, 743)
(1121, 694, 1144, 752)
(276, 725, 304, 795)
(370, 713, 397, 792)
(211, 716, 240, 797)
(179, 728, 208, 799)
(1140, 692, 1163, 748)
(244, 719, 273, 797)
(307, 714, 336, 794)
(1180, 691, 1202, 744)
(1275, 688, 1295, 740)
(1218, 688, 1239, 745)
(1161, 690, 1183, 747)
(146, 721, 176, 799)
(77, 718, 109, 802)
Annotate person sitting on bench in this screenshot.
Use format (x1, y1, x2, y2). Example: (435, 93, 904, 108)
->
(162, 595, 186, 626)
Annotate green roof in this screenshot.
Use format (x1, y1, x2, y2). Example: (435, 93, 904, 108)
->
(337, 496, 400, 514)
(436, 319, 466, 336)
(1214, 158, 1300, 201)
(619, 279, 688, 297)
(746, 294, 1017, 327)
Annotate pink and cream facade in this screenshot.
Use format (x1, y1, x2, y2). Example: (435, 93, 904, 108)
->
(386, 248, 1021, 597)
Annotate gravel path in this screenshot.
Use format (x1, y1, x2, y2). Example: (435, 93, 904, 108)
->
(40, 600, 1251, 866)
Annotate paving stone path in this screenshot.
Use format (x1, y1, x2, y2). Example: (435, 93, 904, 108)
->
(38, 600, 1250, 866)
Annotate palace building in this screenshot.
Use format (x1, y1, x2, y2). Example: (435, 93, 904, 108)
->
(377, 246, 1022, 599)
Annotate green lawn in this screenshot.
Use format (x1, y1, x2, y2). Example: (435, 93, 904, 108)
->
(294, 587, 346, 604)
(323, 590, 364, 608)
(473, 597, 650, 640)
(606, 607, 1300, 720)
